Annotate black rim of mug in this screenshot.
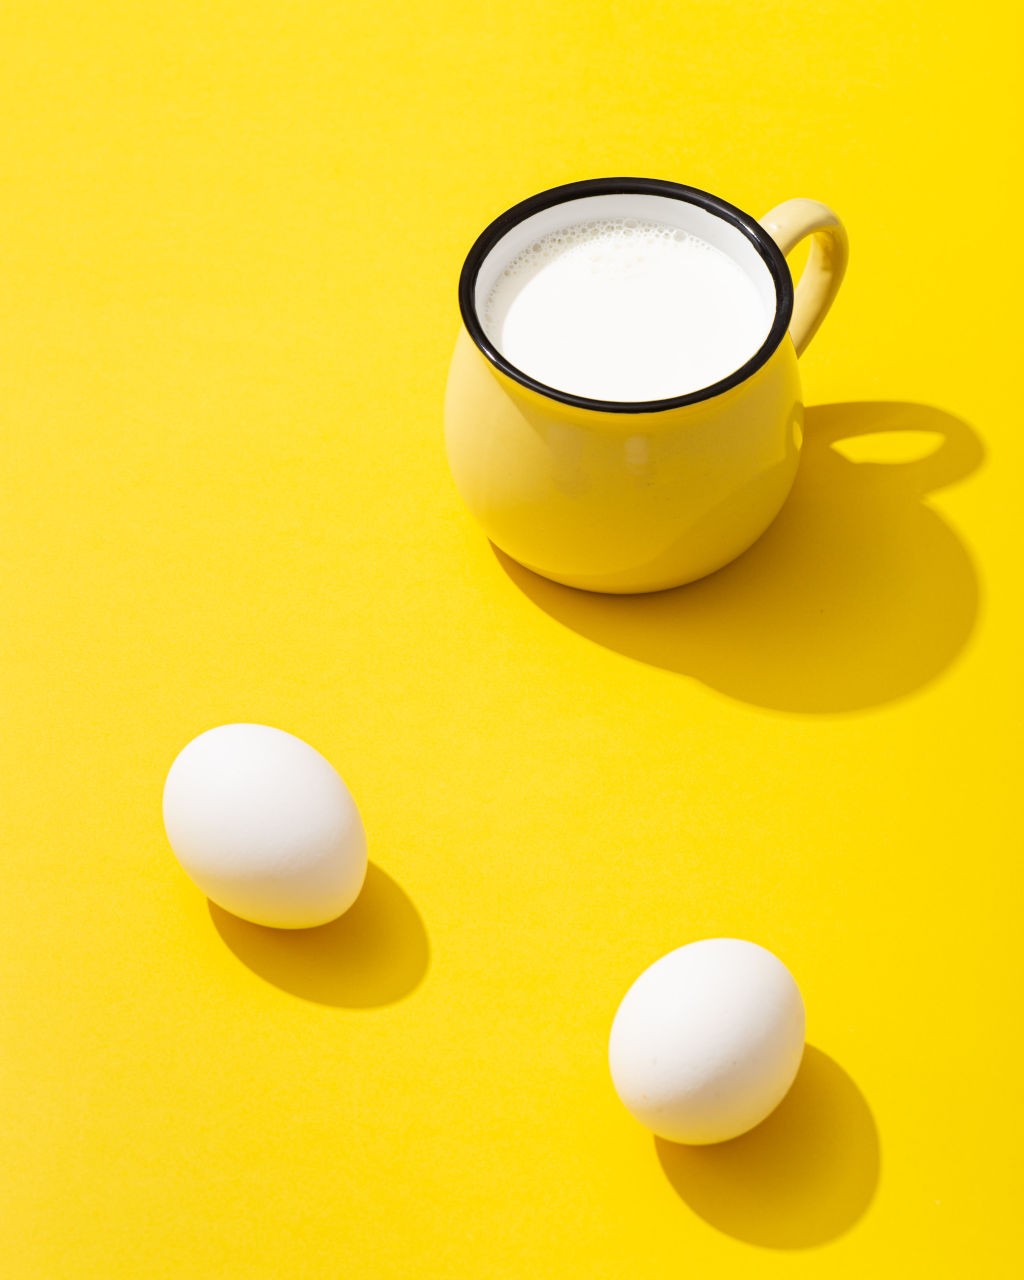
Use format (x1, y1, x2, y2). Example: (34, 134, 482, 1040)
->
(458, 177, 795, 415)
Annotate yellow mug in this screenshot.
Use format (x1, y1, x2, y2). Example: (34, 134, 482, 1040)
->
(444, 178, 848, 593)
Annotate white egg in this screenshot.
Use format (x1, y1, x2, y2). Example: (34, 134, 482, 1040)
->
(163, 723, 367, 929)
(608, 938, 805, 1144)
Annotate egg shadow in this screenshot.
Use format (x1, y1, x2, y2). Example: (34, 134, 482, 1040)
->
(498, 402, 983, 713)
(655, 1047, 879, 1248)
(208, 863, 429, 1007)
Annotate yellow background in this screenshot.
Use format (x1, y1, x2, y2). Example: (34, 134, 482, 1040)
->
(2, 2, 1021, 1275)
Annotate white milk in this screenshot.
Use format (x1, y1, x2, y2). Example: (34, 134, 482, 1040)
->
(482, 217, 773, 402)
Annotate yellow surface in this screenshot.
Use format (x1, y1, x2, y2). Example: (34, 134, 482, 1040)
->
(2, 2, 1020, 1275)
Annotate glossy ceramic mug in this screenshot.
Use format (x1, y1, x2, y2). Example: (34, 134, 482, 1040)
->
(444, 178, 848, 593)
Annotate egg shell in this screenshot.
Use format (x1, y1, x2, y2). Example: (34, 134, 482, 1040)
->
(163, 723, 367, 929)
(608, 938, 805, 1144)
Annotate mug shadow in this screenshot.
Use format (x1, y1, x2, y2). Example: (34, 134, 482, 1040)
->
(208, 863, 430, 1008)
(656, 1046, 879, 1249)
(498, 402, 984, 713)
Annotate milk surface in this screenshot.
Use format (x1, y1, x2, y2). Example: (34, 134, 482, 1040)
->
(482, 218, 772, 402)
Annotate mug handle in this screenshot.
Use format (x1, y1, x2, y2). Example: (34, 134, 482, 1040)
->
(758, 199, 849, 357)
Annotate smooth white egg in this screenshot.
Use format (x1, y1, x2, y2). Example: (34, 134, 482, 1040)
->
(609, 938, 805, 1144)
(163, 723, 367, 929)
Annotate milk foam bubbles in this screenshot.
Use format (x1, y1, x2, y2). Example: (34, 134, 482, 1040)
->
(482, 218, 772, 402)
